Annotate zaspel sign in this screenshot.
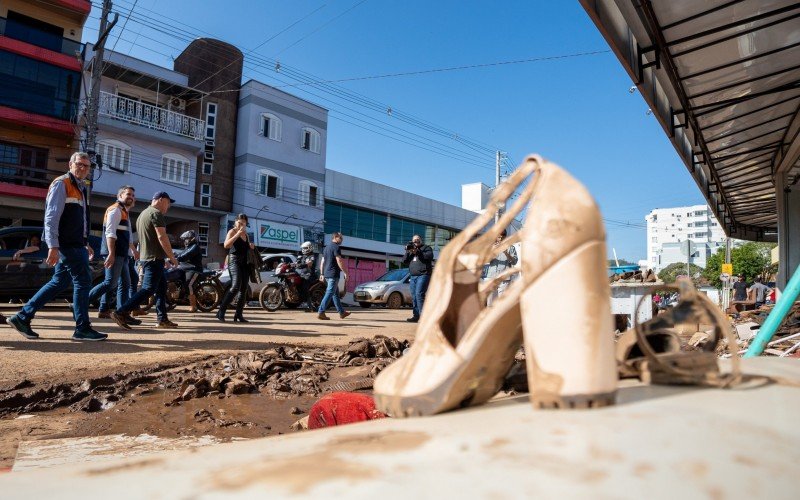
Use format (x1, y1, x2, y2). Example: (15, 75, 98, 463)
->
(257, 221, 301, 249)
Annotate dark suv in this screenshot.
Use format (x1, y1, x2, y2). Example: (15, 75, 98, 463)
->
(0, 226, 104, 302)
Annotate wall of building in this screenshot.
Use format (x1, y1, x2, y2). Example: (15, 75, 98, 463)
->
(645, 204, 727, 271)
(233, 80, 327, 244)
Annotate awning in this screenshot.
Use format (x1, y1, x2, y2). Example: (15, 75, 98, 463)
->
(581, 0, 800, 241)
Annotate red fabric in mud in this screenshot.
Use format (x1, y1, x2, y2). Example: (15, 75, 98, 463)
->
(308, 392, 388, 429)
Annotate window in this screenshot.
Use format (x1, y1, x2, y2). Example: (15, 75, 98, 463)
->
(301, 127, 320, 153)
(695, 232, 707, 238)
(0, 51, 80, 120)
(202, 161, 213, 175)
(5, 11, 64, 53)
(298, 181, 322, 207)
(259, 113, 282, 141)
(694, 210, 706, 216)
(324, 201, 388, 242)
(160, 153, 190, 185)
(256, 169, 282, 198)
(200, 183, 211, 208)
(198, 222, 209, 257)
(97, 139, 131, 173)
(205, 102, 217, 140)
(0, 140, 48, 188)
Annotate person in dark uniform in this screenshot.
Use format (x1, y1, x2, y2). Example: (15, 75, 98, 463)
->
(217, 214, 254, 322)
(177, 230, 204, 312)
(296, 241, 318, 312)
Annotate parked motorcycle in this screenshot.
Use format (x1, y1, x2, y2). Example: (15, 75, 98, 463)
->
(143, 264, 224, 312)
(258, 262, 325, 312)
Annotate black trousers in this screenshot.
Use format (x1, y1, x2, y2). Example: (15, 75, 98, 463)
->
(220, 255, 248, 316)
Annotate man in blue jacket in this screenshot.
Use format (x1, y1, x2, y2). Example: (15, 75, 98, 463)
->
(6, 152, 108, 341)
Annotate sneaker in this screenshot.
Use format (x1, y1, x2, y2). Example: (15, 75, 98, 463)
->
(6, 315, 39, 340)
(156, 319, 179, 329)
(110, 311, 132, 330)
(339, 311, 351, 319)
(406, 317, 419, 323)
(97, 311, 111, 319)
(126, 316, 142, 326)
(72, 328, 108, 341)
(318, 312, 330, 320)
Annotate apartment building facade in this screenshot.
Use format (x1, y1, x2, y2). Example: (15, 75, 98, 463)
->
(231, 80, 327, 253)
(645, 204, 727, 271)
(0, 0, 89, 226)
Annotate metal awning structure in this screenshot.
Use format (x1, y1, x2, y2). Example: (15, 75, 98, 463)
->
(581, 0, 800, 241)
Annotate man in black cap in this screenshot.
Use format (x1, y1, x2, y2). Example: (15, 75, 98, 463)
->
(111, 191, 179, 329)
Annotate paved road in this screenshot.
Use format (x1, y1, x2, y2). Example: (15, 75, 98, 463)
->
(0, 304, 417, 386)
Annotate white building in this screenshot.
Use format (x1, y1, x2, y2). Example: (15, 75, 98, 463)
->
(645, 204, 727, 271)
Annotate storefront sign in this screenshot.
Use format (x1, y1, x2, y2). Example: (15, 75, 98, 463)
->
(256, 220, 302, 250)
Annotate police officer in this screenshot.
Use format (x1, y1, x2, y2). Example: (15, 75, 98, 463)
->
(296, 241, 317, 312)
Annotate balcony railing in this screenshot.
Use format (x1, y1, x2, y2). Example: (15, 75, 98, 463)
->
(98, 91, 204, 141)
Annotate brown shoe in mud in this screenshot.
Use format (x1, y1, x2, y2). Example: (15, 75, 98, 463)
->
(157, 319, 179, 329)
(131, 308, 148, 317)
(110, 311, 132, 330)
(97, 311, 111, 319)
(339, 311, 351, 319)
(318, 313, 330, 320)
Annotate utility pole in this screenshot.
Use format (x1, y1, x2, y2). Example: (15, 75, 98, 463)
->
(494, 151, 506, 223)
(84, 0, 118, 159)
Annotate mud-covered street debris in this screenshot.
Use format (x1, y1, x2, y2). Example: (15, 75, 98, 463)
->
(0, 337, 410, 417)
(289, 406, 303, 415)
(291, 415, 310, 431)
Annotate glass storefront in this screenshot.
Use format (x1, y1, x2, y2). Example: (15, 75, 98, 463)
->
(0, 51, 80, 120)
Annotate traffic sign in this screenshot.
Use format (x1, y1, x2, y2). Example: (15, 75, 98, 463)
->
(722, 263, 733, 275)
(720, 273, 730, 282)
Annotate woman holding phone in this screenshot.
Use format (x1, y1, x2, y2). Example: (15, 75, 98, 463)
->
(217, 213, 255, 322)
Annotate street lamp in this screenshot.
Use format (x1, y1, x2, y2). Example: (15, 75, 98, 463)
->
(282, 213, 297, 223)
(254, 205, 269, 220)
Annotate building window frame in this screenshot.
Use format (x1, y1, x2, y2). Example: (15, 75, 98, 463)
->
(259, 113, 282, 142)
(198, 222, 209, 257)
(256, 168, 282, 199)
(96, 139, 131, 173)
(200, 183, 212, 208)
(301, 127, 320, 153)
(202, 161, 213, 175)
(205, 102, 217, 140)
(160, 153, 191, 185)
(298, 180, 322, 207)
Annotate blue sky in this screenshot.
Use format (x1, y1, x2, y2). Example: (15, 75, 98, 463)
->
(82, 0, 708, 261)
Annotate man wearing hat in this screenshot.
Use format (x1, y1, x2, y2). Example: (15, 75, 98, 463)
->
(111, 191, 179, 329)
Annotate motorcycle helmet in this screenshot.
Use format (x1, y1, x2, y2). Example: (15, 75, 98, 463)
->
(180, 230, 197, 247)
(300, 241, 313, 255)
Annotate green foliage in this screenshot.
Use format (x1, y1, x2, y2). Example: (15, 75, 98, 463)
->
(608, 258, 635, 266)
(658, 262, 704, 284)
(702, 242, 776, 288)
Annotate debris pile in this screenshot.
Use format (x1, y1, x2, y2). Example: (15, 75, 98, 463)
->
(610, 269, 657, 284)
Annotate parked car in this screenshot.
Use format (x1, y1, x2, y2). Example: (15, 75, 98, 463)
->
(218, 253, 297, 301)
(353, 268, 411, 308)
(0, 226, 104, 302)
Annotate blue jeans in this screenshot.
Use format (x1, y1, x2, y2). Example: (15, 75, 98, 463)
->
(117, 259, 168, 322)
(88, 255, 129, 312)
(409, 274, 430, 319)
(18, 247, 92, 331)
(317, 277, 344, 314)
(126, 259, 139, 299)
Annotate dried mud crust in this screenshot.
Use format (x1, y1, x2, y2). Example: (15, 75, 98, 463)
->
(0, 336, 409, 469)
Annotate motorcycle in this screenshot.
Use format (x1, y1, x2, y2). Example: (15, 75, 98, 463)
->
(143, 264, 224, 312)
(258, 262, 325, 312)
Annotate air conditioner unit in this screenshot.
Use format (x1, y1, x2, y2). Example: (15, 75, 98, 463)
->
(204, 139, 215, 147)
(204, 151, 214, 161)
(169, 97, 185, 111)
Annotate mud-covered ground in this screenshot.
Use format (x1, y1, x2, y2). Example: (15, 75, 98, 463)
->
(0, 336, 409, 469)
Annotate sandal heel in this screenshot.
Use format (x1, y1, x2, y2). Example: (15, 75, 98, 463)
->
(521, 240, 618, 409)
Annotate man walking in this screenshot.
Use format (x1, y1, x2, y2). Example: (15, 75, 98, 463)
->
(403, 234, 434, 323)
(6, 152, 107, 341)
(88, 186, 139, 322)
(111, 192, 179, 329)
(317, 232, 350, 320)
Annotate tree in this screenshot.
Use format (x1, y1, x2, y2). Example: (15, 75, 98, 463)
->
(702, 242, 775, 288)
(608, 259, 635, 266)
(658, 262, 704, 284)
